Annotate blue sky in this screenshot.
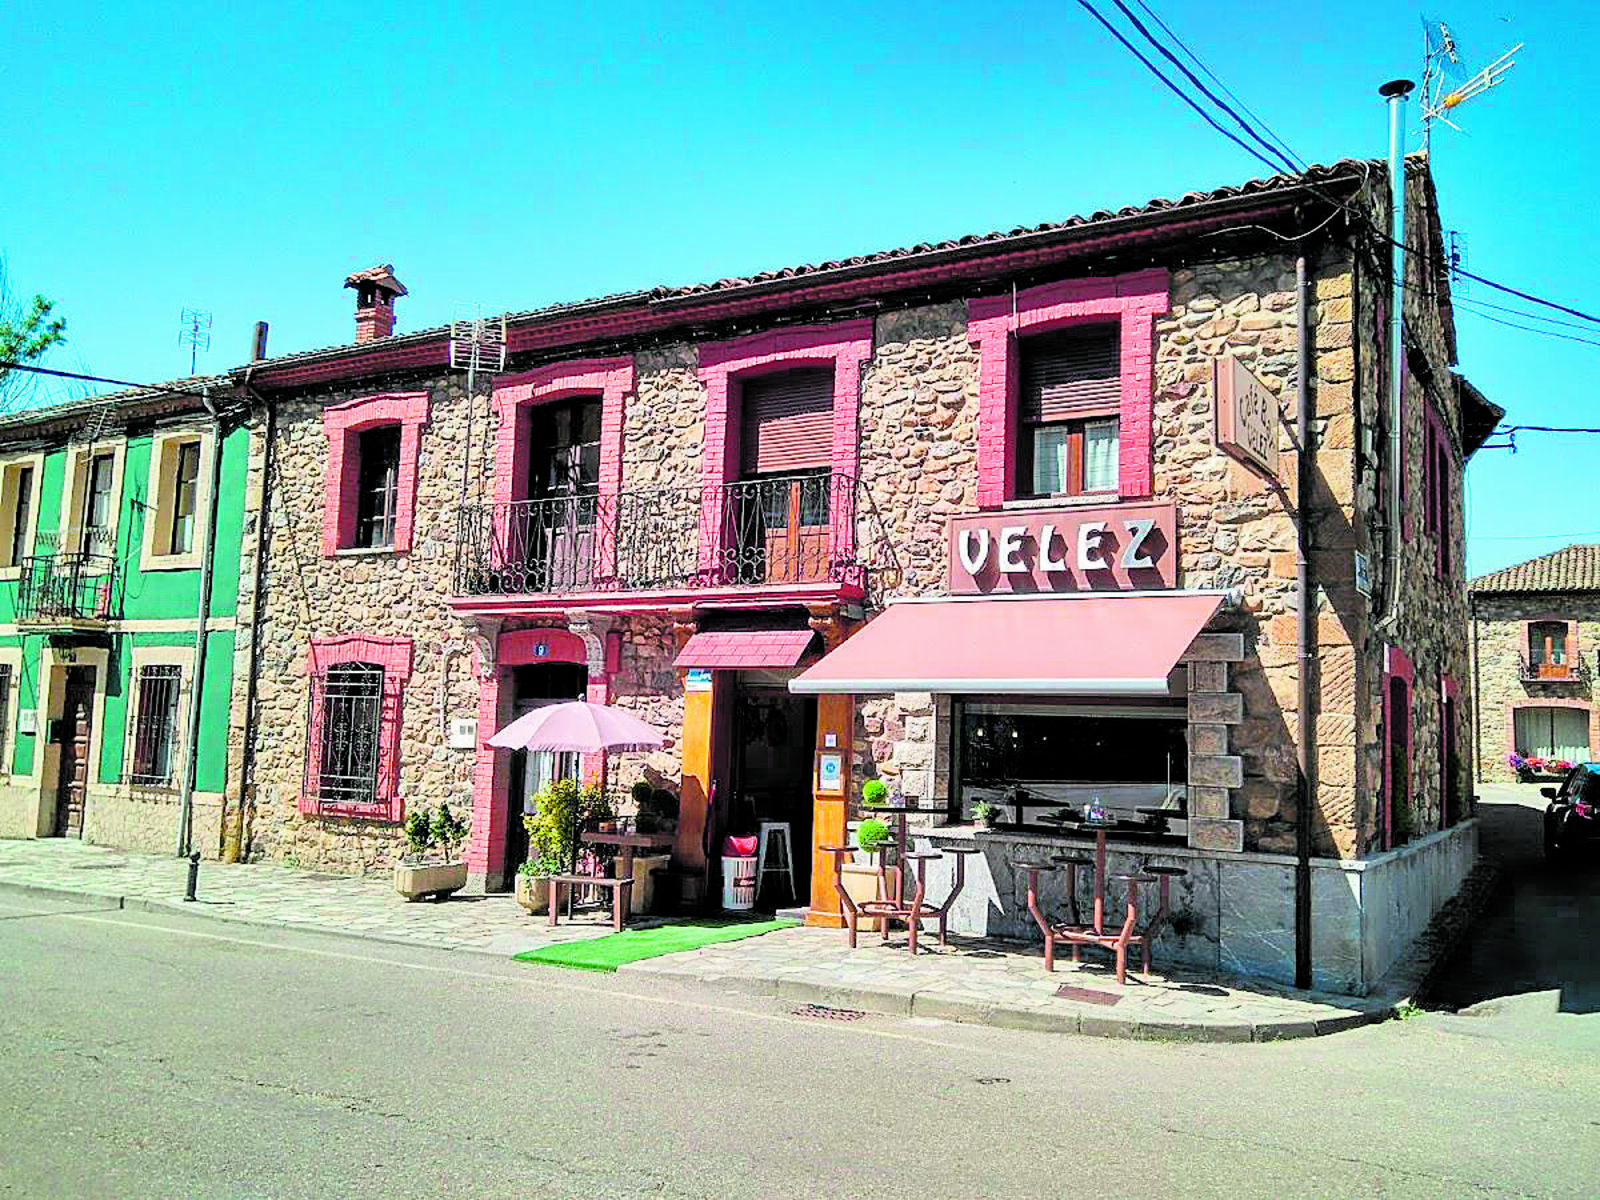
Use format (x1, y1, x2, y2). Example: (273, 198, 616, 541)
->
(2, 1, 1593, 575)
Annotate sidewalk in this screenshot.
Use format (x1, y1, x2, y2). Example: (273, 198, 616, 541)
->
(0, 837, 1410, 1041)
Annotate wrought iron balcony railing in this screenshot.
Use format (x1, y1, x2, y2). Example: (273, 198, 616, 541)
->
(1517, 652, 1592, 685)
(454, 470, 899, 599)
(17, 553, 118, 626)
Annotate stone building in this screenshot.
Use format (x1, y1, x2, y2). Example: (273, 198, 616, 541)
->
(0, 382, 255, 858)
(202, 155, 1501, 994)
(1470, 544, 1600, 783)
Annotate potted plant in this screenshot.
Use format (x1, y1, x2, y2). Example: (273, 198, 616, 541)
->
(515, 778, 612, 915)
(393, 802, 470, 902)
(857, 816, 892, 854)
(861, 778, 889, 810)
(972, 799, 1002, 830)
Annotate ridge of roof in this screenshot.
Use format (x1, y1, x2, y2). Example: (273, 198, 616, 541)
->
(1470, 544, 1600, 594)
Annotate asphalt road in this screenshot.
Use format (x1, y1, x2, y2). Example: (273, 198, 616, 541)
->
(2, 886, 1597, 1199)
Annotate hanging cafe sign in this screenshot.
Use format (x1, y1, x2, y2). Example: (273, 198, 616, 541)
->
(1214, 353, 1281, 480)
(946, 501, 1178, 594)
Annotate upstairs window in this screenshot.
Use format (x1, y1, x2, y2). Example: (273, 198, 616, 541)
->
(170, 441, 201, 555)
(353, 426, 402, 550)
(84, 452, 116, 550)
(739, 369, 834, 478)
(143, 432, 211, 570)
(529, 398, 602, 501)
(62, 444, 124, 558)
(1528, 621, 1571, 677)
(0, 460, 37, 572)
(1018, 326, 1120, 498)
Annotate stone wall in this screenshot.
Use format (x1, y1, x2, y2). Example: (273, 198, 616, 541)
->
(247, 376, 492, 874)
(1470, 592, 1600, 782)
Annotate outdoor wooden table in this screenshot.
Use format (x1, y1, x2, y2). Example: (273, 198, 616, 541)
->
(580, 830, 676, 884)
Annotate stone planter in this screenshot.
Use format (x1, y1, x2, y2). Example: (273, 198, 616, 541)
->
(515, 871, 551, 915)
(395, 861, 468, 902)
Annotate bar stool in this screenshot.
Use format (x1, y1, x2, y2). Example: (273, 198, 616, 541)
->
(1105, 871, 1160, 982)
(755, 820, 795, 905)
(1143, 863, 1188, 939)
(1051, 854, 1095, 929)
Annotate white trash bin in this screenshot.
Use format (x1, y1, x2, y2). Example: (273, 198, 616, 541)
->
(721, 855, 758, 911)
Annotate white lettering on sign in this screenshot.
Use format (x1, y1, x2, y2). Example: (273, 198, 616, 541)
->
(1215, 354, 1280, 479)
(1122, 518, 1156, 569)
(958, 528, 990, 575)
(1039, 523, 1068, 573)
(999, 526, 1027, 573)
(946, 501, 1179, 592)
(1077, 522, 1109, 571)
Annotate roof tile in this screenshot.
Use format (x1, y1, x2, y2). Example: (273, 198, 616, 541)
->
(1470, 544, 1600, 594)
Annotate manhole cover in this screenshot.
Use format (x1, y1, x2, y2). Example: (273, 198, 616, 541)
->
(793, 1003, 868, 1022)
(1055, 984, 1121, 1006)
(974, 1077, 1010, 1086)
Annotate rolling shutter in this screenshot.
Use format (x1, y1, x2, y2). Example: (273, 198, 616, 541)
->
(740, 369, 834, 474)
(1020, 326, 1121, 423)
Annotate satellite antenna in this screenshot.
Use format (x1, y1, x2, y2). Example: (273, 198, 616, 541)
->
(178, 307, 212, 376)
(1419, 18, 1522, 149)
(449, 311, 509, 509)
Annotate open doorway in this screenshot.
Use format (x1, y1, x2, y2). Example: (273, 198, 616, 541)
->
(730, 671, 815, 909)
(504, 661, 587, 875)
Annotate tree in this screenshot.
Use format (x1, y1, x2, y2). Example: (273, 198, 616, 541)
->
(0, 260, 68, 411)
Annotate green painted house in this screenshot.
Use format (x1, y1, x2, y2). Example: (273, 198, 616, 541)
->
(0, 380, 256, 858)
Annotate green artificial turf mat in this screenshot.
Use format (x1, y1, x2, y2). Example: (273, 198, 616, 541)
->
(514, 917, 797, 972)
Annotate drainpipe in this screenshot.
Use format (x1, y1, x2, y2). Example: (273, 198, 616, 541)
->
(176, 387, 225, 857)
(1375, 79, 1414, 639)
(226, 380, 273, 863)
(1294, 247, 1316, 992)
(1471, 592, 1483, 784)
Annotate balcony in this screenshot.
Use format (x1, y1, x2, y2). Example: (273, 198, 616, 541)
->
(17, 553, 118, 630)
(452, 471, 898, 610)
(1518, 653, 1592, 687)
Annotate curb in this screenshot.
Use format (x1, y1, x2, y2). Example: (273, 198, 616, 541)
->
(3, 877, 1393, 1043)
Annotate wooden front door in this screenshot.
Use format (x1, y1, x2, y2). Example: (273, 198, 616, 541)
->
(55, 667, 96, 838)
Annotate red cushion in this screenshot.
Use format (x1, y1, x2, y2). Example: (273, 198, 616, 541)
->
(724, 835, 759, 857)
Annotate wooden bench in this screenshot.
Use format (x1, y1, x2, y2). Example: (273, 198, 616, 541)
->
(547, 874, 635, 932)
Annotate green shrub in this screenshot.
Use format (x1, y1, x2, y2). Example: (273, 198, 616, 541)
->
(403, 807, 433, 859)
(522, 778, 611, 876)
(861, 779, 889, 808)
(857, 817, 891, 853)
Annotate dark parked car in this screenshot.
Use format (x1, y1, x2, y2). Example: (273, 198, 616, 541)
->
(1542, 764, 1600, 861)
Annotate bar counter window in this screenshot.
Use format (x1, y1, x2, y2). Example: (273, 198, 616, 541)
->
(956, 702, 1187, 827)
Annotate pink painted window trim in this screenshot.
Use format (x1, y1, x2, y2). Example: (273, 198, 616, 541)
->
(1505, 698, 1594, 764)
(697, 321, 872, 570)
(968, 269, 1168, 506)
(322, 392, 430, 556)
(1382, 645, 1414, 852)
(300, 634, 414, 821)
(489, 359, 633, 579)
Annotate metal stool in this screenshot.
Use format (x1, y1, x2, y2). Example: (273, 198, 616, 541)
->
(756, 820, 795, 905)
(1051, 854, 1095, 928)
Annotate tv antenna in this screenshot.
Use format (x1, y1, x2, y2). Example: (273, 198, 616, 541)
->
(1419, 18, 1522, 149)
(178, 307, 212, 375)
(449, 311, 509, 509)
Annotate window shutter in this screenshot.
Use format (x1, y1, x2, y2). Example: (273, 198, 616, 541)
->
(1020, 326, 1120, 423)
(740, 369, 834, 474)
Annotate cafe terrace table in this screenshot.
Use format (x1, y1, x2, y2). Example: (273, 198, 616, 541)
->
(579, 830, 677, 885)
(1018, 814, 1185, 983)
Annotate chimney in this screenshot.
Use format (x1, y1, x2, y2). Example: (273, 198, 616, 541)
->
(343, 263, 407, 343)
(250, 320, 270, 361)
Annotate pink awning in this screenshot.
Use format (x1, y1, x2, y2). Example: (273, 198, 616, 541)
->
(674, 629, 817, 670)
(788, 592, 1225, 696)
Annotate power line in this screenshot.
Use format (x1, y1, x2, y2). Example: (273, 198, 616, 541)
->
(1454, 294, 1600, 335)
(1468, 529, 1600, 542)
(0, 361, 218, 405)
(1071, 0, 1291, 180)
(1106, 0, 1300, 175)
(1456, 307, 1600, 349)
(1129, 0, 1306, 170)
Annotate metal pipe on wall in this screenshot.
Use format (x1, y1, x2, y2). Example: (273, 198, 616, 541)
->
(1294, 248, 1316, 992)
(176, 388, 224, 857)
(1376, 79, 1415, 638)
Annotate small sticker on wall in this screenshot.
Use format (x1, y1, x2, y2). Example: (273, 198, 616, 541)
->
(685, 669, 713, 692)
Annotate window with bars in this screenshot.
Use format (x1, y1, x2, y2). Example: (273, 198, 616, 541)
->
(309, 662, 387, 812)
(354, 427, 402, 549)
(129, 664, 182, 786)
(1017, 326, 1120, 498)
(0, 663, 12, 771)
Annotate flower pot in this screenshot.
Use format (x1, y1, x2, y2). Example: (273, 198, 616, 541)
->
(515, 872, 550, 915)
(394, 861, 467, 903)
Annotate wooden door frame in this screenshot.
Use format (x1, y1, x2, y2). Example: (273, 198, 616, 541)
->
(35, 643, 111, 839)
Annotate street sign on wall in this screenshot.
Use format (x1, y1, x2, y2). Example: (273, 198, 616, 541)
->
(1214, 354, 1281, 480)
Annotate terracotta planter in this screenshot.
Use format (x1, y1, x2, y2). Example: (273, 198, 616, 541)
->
(515, 872, 551, 915)
(394, 861, 467, 902)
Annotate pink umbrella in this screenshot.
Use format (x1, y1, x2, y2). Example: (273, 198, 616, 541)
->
(487, 700, 665, 753)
